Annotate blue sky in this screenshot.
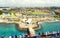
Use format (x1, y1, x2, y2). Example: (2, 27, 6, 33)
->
(0, 0, 60, 7)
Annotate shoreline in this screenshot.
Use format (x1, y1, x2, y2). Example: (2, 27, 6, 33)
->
(38, 20, 60, 24)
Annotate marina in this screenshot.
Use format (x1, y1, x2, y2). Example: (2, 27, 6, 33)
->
(0, 7, 60, 38)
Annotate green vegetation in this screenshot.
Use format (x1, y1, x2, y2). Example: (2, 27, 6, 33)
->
(0, 10, 3, 15)
(28, 11, 49, 14)
(0, 7, 9, 8)
(54, 15, 60, 18)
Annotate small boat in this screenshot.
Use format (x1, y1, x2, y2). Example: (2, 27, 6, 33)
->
(58, 30, 60, 33)
(8, 36, 12, 38)
(15, 35, 17, 38)
(11, 35, 15, 38)
(1, 36, 4, 38)
(8, 35, 15, 38)
(52, 31, 57, 34)
(47, 31, 51, 35)
(19, 35, 22, 38)
(45, 32, 48, 35)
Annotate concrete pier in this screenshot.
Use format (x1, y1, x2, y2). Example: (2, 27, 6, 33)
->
(0, 20, 41, 36)
(29, 27, 36, 36)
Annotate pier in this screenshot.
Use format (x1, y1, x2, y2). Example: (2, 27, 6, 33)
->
(0, 21, 41, 36)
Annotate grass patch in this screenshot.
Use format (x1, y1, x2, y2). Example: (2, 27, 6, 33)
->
(28, 11, 49, 14)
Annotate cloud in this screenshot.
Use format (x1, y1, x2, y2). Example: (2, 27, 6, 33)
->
(0, 0, 60, 7)
(0, 0, 5, 4)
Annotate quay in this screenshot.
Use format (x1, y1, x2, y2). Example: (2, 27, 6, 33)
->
(0, 21, 41, 36)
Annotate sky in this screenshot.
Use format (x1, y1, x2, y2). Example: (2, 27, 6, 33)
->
(0, 0, 60, 7)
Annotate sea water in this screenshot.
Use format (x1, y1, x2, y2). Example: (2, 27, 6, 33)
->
(35, 21, 60, 35)
(0, 21, 60, 36)
(0, 24, 27, 36)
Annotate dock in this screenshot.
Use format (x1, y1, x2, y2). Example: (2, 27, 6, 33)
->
(29, 27, 36, 36)
(0, 19, 41, 36)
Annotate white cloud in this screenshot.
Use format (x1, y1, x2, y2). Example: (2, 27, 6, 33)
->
(0, 0, 60, 7)
(0, 0, 5, 4)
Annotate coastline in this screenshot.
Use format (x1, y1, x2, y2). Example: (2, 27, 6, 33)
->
(38, 20, 60, 24)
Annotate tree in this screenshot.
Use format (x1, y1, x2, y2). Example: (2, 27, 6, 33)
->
(0, 10, 3, 15)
